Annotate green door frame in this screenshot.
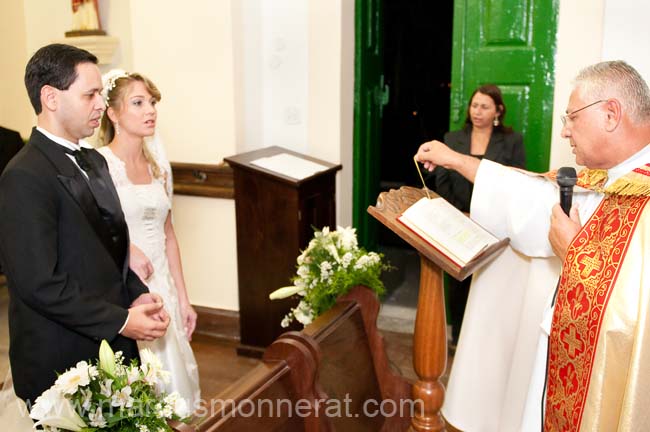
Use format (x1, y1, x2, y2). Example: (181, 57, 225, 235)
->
(353, 0, 559, 250)
(352, 0, 387, 249)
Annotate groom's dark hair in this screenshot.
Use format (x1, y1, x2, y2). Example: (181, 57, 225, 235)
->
(24, 43, 98, 115)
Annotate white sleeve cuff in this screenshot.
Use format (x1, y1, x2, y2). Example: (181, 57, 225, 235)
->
(118, 313, 130, 334)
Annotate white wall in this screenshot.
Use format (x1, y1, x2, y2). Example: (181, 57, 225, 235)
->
(549, 0, 606, 169)
(549, 0, 650, 170)
(602, 0, 650, 80)
(308, 0, 355, 227)
(262, 0, 309, 153)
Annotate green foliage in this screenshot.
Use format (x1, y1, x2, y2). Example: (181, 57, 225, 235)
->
(274, 226, 391, 327)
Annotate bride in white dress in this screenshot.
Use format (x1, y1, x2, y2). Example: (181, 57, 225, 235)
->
(97, 70, 200, 410)
(0, 70, 200, 428)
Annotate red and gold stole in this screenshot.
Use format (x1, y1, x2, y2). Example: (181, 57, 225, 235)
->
(543, 164, 650, 431)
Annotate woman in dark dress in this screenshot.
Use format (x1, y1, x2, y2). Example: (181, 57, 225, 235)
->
(433, 84, 526, 345)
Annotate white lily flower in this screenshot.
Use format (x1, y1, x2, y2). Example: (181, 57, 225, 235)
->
(31, 388, 87, 431)
(99, 340, 117, 376)
(111, 385, 134, 408)
(100, 378, 114, 397)
(88, 406, 107, 428)
(127, 365, 141, 384)
(269, 285, 303, 300)
(326, 244, 340, 263)
(80, 387, 93, 411)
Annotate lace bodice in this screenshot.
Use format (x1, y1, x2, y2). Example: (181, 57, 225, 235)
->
(97, 147, 171, 265)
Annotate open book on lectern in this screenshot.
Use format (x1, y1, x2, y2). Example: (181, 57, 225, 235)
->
(397, 197, 500, 268)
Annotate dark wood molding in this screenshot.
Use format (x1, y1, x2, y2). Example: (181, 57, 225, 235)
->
(171, 162, 234, 199)
(194, 305, 240, 342)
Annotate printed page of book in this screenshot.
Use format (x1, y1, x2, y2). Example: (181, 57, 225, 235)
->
(398, 197, 498, 266)
(250, 153, 329, 180)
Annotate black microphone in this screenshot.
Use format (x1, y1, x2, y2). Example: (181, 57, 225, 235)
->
(557, 167, 577, 216)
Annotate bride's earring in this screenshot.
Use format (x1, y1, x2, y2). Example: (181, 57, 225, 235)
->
(114, 122, 120, 135)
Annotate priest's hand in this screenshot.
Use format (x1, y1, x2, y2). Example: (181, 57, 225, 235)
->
(415, 140, 455, 172)
(123, 302, 170, 341)
(415, 140, 481, 183)
(549, 203, 581, 260)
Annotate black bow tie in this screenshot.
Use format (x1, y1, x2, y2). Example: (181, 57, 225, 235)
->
(61, 146, 94, 172)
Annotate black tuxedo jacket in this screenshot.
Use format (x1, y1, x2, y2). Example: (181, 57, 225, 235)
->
(432, 126, 526, 212)
(0, 128, 148, 403)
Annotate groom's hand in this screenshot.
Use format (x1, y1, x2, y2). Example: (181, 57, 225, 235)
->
(132, 293, 169, 322)
(122, 302, 170, 341)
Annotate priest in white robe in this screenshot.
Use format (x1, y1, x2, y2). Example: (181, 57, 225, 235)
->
(416, 60, 650, 431)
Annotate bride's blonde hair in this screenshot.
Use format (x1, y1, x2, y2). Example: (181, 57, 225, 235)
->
(99, 73, 164, 179)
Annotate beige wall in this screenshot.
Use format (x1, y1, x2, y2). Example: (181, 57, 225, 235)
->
(0, 1, 31, 137)
(126, 0, 239, 310)
(2, 0, 650, 312)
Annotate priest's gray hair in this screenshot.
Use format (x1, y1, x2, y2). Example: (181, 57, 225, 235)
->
(574, 60, 650, 124)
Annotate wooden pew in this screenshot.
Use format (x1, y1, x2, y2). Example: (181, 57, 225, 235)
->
(176, 286, 412, 432)
(186, 335, 327, 432)
(302, 286, 412, 432)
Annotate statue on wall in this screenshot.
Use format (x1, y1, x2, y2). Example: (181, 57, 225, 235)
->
(66, 0, 106, 36)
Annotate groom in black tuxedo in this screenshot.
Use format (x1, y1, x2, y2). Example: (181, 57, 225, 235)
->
(0, 44, 170, 405)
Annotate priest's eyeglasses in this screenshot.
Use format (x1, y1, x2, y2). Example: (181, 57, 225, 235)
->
(560, 100, 607, 126)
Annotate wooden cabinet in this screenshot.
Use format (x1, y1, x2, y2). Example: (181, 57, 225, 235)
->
(224, 146, 342, 357)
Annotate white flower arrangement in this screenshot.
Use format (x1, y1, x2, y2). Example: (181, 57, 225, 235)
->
(30, 340, 189, 432)
(270, 226, 391, 327)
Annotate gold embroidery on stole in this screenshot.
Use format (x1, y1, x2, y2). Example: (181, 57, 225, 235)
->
(544, 195, 649, 431)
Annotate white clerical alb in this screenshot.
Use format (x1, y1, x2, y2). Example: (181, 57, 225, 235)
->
(443, 143, 650, 432)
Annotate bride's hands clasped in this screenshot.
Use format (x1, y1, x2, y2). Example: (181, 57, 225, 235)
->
(130, 243, 154, 282)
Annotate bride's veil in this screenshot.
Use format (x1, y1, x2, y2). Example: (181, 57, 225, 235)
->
(0, 368, 33, 429)
(145, 132, 173, 199)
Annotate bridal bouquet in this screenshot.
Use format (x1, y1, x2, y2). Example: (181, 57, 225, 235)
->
(270, 226, 391, 327)
(30, 340, 189, 432)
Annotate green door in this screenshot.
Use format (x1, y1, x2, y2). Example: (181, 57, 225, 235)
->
(449, 0, 559, 172)
(353, 0, 388, 249)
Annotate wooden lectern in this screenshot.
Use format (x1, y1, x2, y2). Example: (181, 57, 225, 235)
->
(368, 186, 508, 431)
(224, 146, 342, 357)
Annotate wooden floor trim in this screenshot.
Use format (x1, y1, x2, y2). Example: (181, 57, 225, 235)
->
(194, 305, 240, 342)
